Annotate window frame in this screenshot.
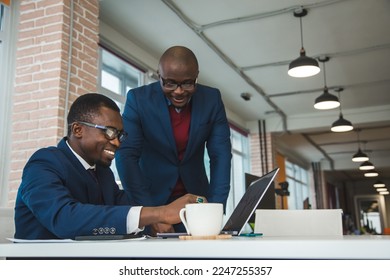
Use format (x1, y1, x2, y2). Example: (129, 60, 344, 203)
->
(0, 1, 17, 207)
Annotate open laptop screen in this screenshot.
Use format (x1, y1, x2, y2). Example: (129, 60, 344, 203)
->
(221, 168, 279, 235)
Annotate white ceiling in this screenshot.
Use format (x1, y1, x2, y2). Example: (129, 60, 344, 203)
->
(99, 0, 390, 190)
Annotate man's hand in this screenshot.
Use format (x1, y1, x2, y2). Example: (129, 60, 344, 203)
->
(151, 223, 174, 237)
(139, 194, 207, 228)
(161, 194, 207, 225)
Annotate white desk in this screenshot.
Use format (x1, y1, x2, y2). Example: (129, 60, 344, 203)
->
(1, 235, 390, 259)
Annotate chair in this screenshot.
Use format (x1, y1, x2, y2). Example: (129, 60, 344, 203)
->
(0, 207, 15, 241)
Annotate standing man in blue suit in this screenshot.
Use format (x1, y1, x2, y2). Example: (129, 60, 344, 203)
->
(116, 46, 232, 234)
(14, 93, 202, 239)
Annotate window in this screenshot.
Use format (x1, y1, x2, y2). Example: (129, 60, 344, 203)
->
(225, 126, 250, 217)
(98, 47, 149, 186)
(99, 47, 149, 111)
(203, 125, 250, 217)
(285, 161, 309, 209)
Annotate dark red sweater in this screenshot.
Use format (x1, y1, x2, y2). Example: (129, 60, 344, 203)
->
(168, 105, 191, 198)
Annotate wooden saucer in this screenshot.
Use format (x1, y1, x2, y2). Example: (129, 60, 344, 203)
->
(179, 234, 232, 240)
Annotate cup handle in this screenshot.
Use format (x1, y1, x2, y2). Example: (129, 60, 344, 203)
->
(179, 208, 191, 234)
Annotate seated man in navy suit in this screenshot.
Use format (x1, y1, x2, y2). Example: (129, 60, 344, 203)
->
(14, 93, 203, 239)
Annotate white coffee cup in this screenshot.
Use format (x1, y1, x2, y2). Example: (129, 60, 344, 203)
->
(179, 203, 223, 236)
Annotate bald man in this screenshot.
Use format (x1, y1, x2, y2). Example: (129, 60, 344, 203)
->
(116, 46, 232, 235)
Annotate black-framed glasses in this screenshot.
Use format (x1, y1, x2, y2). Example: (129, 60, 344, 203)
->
(160, 76, 197, 90)
(77, 121, 128, 143)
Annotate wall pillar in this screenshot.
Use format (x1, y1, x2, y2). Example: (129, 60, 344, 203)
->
(8, 0, 99, 205)
(249, 120, 276, 177)
(249, 120, 280, 208)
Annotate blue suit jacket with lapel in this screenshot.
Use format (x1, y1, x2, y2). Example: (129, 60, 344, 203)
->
(14, 138, 131, 239)
(116, 82, 232, 207)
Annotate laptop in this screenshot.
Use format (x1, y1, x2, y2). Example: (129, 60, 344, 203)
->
(221, 167, 279, 235)
(157, 167, 279, 238)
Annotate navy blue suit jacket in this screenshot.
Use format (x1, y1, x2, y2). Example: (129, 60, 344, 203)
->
(14, 138, 131, 239)
(116, 82, 232, 208)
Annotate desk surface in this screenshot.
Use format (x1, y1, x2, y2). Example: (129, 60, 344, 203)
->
(1, 235, 390, 259)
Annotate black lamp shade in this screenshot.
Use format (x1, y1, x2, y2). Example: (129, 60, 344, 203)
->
(352, 148, 369, 162)
(314, 87, 340, 110)
(288, 49, 320, 78)
(331, 113, 353, 132)
(359, 161, 375, 170)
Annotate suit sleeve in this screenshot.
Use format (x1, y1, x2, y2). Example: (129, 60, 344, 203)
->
(18, 150, 131, 239)
(206, 91, 232, 207)
(115, 89, 154, 206)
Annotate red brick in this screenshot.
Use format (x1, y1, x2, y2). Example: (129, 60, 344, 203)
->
(36, 14, 64, 27)
(19, 1, 37, 12)
(42, 60, 62, 70)
(46, 4, 64, 15)
(30, 127, 58, 139)
(15, 75, 33, 84)
(18, 28, 44, 39)
(38, 99, 60, 110)
(15, 56, 34, 67)
(39, 79, 61, 90)
(43, 22, 63, 34)
(16, 65, 41, 76)
(20, 10, 45, 22)
(12, 139, 40, 151)
(36, 33, 63, 45)
(13, 101, 39, 113)
(37, 0, 63, 9)
(30, 108, 60, 119)
(38, 136, 59, 147)
(33, 69, 61, 80)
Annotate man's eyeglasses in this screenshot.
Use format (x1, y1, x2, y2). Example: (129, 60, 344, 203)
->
(77, 121, 128, 143)
(160, 77, 197, 90)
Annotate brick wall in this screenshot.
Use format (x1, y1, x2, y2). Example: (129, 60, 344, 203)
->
(8, 0, 99, 206)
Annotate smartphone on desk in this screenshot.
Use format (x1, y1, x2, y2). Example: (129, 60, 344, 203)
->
(74, 234, 144, 241)
(156, 232, 189, 239)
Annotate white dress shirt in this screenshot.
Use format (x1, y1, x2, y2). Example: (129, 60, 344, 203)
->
(66, 140, 143, 234)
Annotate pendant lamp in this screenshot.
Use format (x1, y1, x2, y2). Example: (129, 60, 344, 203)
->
(364, 170, 379, 177)
(373, 180, 385, 188)
(352, 148, 369, 162)
(331, 113, 353, 132)
(352, 129, 369, 162)
(288, 8, 320, 78)
(359, 161, 375, 171)
(314, 57, 340, 110)
(330, 88, 353, 132)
